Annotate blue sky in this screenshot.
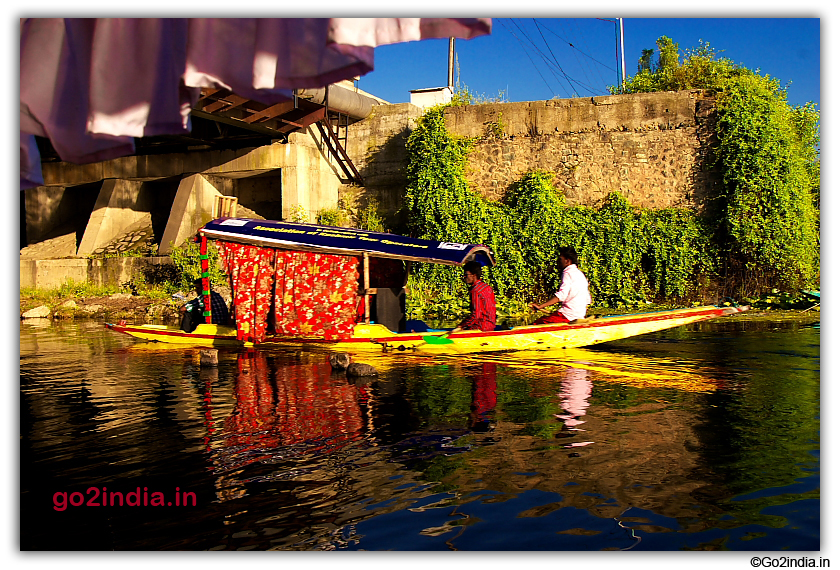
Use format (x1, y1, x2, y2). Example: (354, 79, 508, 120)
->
(357, 17, 821, 110)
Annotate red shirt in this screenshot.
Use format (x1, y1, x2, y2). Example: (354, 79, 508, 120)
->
(460, 280, 496, 332)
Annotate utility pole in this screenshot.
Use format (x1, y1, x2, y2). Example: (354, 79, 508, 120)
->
(448, 37, 455, 90)
(598, 17, 627, 91)
(618, 18, 626, 85)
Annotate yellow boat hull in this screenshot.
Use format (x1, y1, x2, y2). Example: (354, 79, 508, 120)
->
(106, 305, 748, 354)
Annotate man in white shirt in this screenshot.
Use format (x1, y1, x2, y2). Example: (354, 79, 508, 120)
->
(529, 247, 592, 324)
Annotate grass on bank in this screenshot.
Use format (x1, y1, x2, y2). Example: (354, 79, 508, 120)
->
(20, 279, 182, 315)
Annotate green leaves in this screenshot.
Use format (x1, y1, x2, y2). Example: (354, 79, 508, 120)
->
(715, 68, 820, 291)
(404, 37, 821, 320)
(169, 239, 226, 292)
(403, 106, 713, 316)
(616, 35, 820, 295)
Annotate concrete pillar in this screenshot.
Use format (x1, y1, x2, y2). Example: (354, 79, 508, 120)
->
(280, 133, 341, 222)
(77, 179, 152, 256)
(23, 183, 100, 247)
(158, 174, 223, 255)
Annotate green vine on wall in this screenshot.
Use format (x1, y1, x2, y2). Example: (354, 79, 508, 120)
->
(403, 105, 715, 321)
(615, 36, 820, 294)
(402, 37, 820, 322)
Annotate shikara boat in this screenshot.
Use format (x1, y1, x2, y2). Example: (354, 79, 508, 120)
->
(106, 217, 749, 354)
(107, 304, 748, 353)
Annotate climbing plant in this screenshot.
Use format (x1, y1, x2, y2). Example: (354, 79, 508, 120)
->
(715, 76, 820, 290)
(169, 238, 226, 292)
(402, 105, 715, 321)
(403, 36, 820, 321)
(614, 36, 820, 293)
(355, 198, 386, 232)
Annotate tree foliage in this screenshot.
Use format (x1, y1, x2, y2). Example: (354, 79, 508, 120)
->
(614, 36, 820, 292)
(403, 106, 714, 322)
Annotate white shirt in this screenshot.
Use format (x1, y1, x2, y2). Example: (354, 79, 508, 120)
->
(554, 264, 591, 321)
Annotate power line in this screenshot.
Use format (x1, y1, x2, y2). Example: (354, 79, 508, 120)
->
(497, 19, 563, 99)
(498, 18, 617, 100)
(546, 20, 617, 73)
(535, 18, 605, 96)
(532, 18, 579, 97)
(510, 19, 605, 97)
(509, 18, 578, 97)
(565, 18, 614, 90)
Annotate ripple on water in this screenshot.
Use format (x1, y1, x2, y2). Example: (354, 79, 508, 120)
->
(20, 320, 819, 550)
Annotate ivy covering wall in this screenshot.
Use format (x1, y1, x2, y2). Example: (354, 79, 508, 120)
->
(617, 36, 820, 293)
(400, 37, 819, 322)
(403, 107, 715, 321)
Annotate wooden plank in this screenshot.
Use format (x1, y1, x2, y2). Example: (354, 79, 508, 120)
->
(189, 109, 288, 138)
(243, 101, 297, 124)
(278, 107, 326, 133)
(202, 94, 250, 114)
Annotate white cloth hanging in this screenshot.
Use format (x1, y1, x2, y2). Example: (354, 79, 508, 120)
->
(19, 17, 491, 190)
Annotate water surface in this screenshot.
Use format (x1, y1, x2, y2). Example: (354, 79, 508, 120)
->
(20, 317, 820, 551)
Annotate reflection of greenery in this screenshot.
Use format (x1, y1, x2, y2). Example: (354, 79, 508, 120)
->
(398, 326, 819, 535)
(494, 374, 563, 438)
(422, 454, 468, 492)
(590, 383, 691, 409)
(689, 329, 819, 527)
(719, 490, 818, 531)
(403, 366, 472, 426)
(403, 364, 566, 438)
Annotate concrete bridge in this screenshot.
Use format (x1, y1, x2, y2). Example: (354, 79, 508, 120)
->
(21, 88, 717, 290)
(21, 81, 391, 289)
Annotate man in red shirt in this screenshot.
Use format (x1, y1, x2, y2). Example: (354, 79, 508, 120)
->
(451, 261, 497, 333)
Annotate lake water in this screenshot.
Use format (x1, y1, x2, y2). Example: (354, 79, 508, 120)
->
(20, 317, 820, 552)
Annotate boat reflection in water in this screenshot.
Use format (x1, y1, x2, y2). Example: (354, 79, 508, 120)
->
(469, 363, 497, 432)
(205, 351, 367, 503)
(193, 345, 744, 550)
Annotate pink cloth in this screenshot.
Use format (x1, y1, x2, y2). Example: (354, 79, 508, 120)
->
(553, 264, 592, 321)
(19, 17, 491, 190)
(20, 19, 137, 171)
(328, 18, 491, 50)
(20, 133, 44, 189)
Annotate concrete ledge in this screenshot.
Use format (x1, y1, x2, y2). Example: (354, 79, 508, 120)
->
(20, 257, 175, 290)
(443, 90, 705, 138)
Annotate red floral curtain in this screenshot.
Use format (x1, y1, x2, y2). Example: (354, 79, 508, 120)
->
(274, 251, 360, 340)
(218, 242, 359, 343)
(218, 242, 276, 343)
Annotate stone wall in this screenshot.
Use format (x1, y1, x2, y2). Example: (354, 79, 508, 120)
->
(20, 256, 175, 290)
(343, 90, 719, 220)
(341, 103, 425, 224)
(446, 90, 718, 210)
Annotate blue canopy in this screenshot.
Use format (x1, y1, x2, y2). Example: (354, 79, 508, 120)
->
(200, 218, 496, 267)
